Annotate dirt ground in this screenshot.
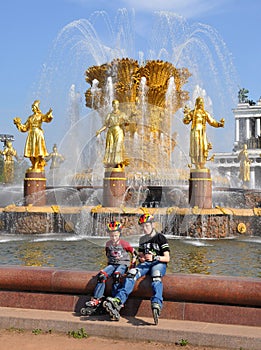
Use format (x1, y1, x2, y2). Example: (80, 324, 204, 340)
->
(0, 329, 233, 350)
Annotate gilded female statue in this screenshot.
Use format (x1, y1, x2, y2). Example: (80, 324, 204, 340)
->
(13, 100, 53, 172)
(238, 144, 251, 183)
(183, 96, 225, 169)
(0, 140, 19, 183)
(96, 99, 129, 169)
(45, 144, 64, 170)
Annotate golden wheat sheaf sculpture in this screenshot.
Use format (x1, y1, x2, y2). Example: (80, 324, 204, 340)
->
(85, 58, 191, 111)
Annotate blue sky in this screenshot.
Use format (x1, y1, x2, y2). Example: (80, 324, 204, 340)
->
(1, 0, 260, 154)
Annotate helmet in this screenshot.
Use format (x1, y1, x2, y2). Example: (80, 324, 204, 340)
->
(138, 214, 154, 225)
(107, 221, 122, 232)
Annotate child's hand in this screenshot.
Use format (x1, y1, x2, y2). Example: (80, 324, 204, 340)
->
(139, 256, 146, 263)
(144, 253, 154, 262)
(130, 261, 136, 269)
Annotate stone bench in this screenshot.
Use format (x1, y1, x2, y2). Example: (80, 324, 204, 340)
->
(0, 266, 260, 327)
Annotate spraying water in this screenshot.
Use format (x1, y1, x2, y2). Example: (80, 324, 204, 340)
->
(35, 9, 239, 163)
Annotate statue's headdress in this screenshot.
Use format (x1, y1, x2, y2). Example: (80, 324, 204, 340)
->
(32, 100, 40, 109)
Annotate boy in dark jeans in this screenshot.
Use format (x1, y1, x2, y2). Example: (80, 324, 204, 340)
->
(81, 221, 136, 315)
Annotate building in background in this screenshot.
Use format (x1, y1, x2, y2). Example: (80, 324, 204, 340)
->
(214, 89, 261, 189)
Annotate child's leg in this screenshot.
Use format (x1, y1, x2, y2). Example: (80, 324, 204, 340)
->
(111, 264, 128, 297)
(150, 262, 167, 325)
(103, 263, 150, 321)
(93, 265, 115, 299)
(150, 263, 167, 308)
(81, 265, 115, 316)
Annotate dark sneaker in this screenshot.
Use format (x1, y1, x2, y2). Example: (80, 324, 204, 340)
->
(80, 298, 101, 316)
(151, 302, 161, 325)
(103, 297, 122, 321)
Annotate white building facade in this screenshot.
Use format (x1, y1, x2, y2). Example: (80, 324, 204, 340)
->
(213, 93, 261, 189)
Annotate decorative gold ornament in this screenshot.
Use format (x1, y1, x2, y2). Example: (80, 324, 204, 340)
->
(237, 222, 246, 234)
(64, 221, 75, 233)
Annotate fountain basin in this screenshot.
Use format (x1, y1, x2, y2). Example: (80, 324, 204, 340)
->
(0, 205, 260, 237)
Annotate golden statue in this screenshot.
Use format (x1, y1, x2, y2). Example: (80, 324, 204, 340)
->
(238, 144, 251, 183)
(45, 144, 65, 170)
(96, 99, 129, 169)
(84, 59, 191, 175)
(13, 100, 53, 172)
(0, 140, 19, 183)
(183, 96, 225, 169)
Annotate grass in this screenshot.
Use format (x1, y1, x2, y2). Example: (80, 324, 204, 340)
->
(67, 328, 88, 339)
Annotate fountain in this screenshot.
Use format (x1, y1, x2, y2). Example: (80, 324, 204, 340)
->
(0, 10, 260, 239)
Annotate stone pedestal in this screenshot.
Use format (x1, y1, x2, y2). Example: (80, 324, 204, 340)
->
(189, 168, 212, 209)
(102, 168, 126, 207)
(24, 171, 46, 206)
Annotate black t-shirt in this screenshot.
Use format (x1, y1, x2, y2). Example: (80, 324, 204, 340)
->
(138, 232, 170, 258)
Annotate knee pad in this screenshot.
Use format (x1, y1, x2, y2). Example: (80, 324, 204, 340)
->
(97, 271, 108, 283)
(126, 268, 138, 279)
(112, 272, 121, 284)
(151, 270, 162, 283)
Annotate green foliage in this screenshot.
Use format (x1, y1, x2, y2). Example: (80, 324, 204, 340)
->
(176, 338, 189, 346)
(67, 327, 88, 339)
(32, 328, 42, 335)
(7, 327, 24, 333)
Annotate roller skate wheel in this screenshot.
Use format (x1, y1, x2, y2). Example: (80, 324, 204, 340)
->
(80, 307, 87, 316)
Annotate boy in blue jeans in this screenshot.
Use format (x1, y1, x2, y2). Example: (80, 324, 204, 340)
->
(81, 220, 136, 316)
(103, 214, 170, 324)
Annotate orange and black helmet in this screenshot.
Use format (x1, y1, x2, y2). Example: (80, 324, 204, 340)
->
(107, 221, 122, 232)
(138, 214, 154, 225)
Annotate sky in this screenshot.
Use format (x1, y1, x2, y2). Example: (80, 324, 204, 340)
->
(0, 0, 261, 155)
